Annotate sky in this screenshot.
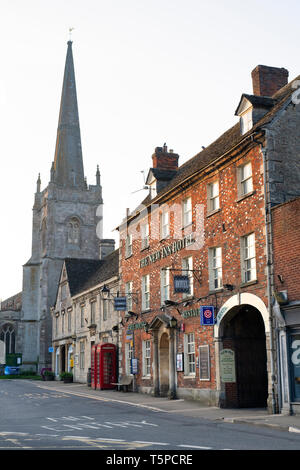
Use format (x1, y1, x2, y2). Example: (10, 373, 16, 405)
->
(1, 0, 300, 300)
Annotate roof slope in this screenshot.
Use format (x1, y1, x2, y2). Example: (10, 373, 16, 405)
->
(65, 249, 119, 297)
(127, 73, 300, 217)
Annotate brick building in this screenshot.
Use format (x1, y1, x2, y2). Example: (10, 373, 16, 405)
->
(116, 64, 300, 412)
(272, 196, 300, 414)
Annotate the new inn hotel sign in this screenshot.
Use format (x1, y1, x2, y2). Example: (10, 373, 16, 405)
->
(139, 234, 195, 268)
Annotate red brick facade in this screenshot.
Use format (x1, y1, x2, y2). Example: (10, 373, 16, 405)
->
(272, 197, 300, 302)
(118, 140, 271, 406)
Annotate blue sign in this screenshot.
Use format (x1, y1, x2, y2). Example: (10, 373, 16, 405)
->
(114, 296, 127, 311)
(131, 358, 138, 375)
(174, 275, 190, 293)
(48, 347, 54, 353)
(200, 306, 215, 325)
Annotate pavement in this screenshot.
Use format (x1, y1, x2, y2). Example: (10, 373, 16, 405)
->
(35, 380, 300, 434)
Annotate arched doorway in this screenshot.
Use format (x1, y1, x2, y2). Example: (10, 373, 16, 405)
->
(159, 333, 169, 396)
(221, 304, 268, 408)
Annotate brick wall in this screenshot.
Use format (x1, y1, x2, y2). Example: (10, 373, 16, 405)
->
(272, 197, 300, 302)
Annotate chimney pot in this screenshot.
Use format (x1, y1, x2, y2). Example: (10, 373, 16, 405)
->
(251, 65, 289, 97)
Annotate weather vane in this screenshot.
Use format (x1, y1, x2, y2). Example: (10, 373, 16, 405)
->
(69, 27, 74, 41)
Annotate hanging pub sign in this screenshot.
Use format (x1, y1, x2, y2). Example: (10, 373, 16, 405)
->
(200, 306, 215, 325)
(114, 296, 127, 311)
(174, 275, 190, 293)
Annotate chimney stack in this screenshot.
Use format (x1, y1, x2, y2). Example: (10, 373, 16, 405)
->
(152, 144, 179, 171)
(251, 65, 289, 97)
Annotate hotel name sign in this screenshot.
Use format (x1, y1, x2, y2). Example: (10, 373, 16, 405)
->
(140, 234, 195, 268)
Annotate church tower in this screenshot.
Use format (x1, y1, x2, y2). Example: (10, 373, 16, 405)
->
(21, 41, 104, 370)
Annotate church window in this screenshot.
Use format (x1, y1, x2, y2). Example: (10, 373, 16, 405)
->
(68, 217, 80, 244)
(0, 324, 15, 354)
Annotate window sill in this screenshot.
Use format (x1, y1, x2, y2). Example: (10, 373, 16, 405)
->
(141, 309, 151, 314)
(140, 245, 150, 252)
(125, 253, 133, 260)
(209, 288, 223, 295)
(183, 375, 196, 379)
(181, 223, 193, 231)
(240, 279, 258, 288)
(236, 190, 256, 203)
(206, 208, 221, 218)
(142, 376, 151, 380)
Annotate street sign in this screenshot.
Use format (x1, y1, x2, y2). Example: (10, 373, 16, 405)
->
(174, 275, 190, 293)
(200, 306, 215, 325)
(131, 358, 138, 375)
(114, 296, 127, 311)
(48, 347, 54, 353)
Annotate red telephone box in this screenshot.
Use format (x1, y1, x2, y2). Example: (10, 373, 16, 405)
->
(94, 343, 117, 390)
(91, 344, 97, 389)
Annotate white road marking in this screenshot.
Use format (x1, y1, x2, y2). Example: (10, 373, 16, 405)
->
(178, 444, 212, 449)
(134, 440, 169, 446)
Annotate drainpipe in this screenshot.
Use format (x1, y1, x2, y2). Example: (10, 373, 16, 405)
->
(254, 133, 277, 414)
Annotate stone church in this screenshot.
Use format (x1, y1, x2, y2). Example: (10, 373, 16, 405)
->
(0, 41, 112, 371)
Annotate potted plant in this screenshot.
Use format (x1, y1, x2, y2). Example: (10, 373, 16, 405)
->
(60, 371, 73, 383)
(43, 369, 55, 381)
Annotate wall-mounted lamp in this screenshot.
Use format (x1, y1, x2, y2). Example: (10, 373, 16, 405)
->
(164, 300, 179, 307)
(124, 311, 138, 320)
(224, 284, 235, 291)
(169, 317, 178, 329)
(100, 284, 111, 299)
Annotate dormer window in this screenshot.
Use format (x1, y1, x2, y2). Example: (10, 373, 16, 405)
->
(240, 109, 253, 135)
(235, 94, 275, 136)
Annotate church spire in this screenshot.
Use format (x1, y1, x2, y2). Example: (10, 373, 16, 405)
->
(53, 41, 85, 189)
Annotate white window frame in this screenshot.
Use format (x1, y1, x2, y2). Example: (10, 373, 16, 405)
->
(102, 299, 109, 321)
(125, 281, 133, 312)
(209, 246, 223, 291)
(142, 274, 150, 311)
(125, 234, 133, 258)
(240, 110, 253, 135)
(238, 161, 253, 197)
(80, 340, 85, 370)
(67, 310, 72, 332)
(182, 256, 193, 298)
(241, 233, 256, 283)
(184, 333, 196, 376)
(160, 267, 170, 305)
(160, 211, 170, 239)
(182, 197, 192, 227)
(80, 306, 85, 328)
(125, 341, 134, 376)
(142, 340, 151, 377)
(141, 223, 149, 249)
(207, 181, 220, 213)
(90, 301, 96, 324)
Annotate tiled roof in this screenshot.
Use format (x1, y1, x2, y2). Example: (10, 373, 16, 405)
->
(65, 249, 119, 296)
